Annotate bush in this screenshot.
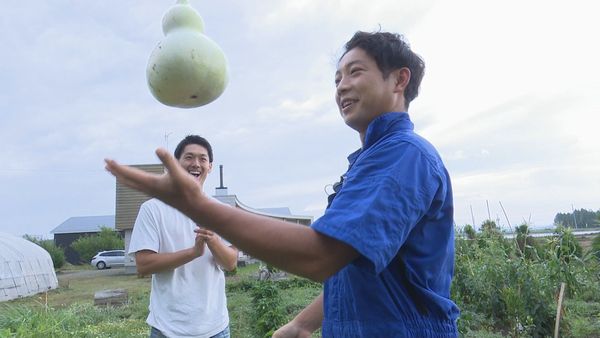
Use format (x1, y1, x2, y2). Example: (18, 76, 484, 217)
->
(544, 225, 586, 297)
(452, 221, 600, 337)
(71, 227, 124, 263)
(251, 281, 286, 337)
(463, 224, 477, 240)
(23, 235, 65, 269)
(515, 223, 543, 260)
(551, 225, 583, 260)
(591, 233, 600, 261)
(453, 222, 556, 337)
(41, 242, 66, 269)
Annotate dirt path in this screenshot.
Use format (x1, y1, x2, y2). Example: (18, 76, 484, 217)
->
(56, 267, 128, 282)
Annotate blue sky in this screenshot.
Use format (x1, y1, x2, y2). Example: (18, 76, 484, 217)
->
(1, 0, 599, 238)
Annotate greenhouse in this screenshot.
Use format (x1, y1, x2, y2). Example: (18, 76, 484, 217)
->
(0, 232, 58, 302)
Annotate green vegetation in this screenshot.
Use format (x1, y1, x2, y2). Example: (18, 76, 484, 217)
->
(70, 227, 124, 263)
(0, 301, 149, 337)
(23, 235, 65, 269)
(454, 222, 600, 337)
(2, 230, 599, 337)
(250, 281, 286, 337)
(226, 264, 322, 337)
(0, 263, 321, 338)
(592, 233, 600, 261)
(0, 270, 150, 337)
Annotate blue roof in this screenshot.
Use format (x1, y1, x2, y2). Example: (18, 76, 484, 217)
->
(50, 215, 115, 234)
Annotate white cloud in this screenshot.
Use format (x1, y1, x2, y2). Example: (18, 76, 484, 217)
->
(256, 95, 333, 123)
(244, 0, 434, 35)
(1, 0, 599, 237)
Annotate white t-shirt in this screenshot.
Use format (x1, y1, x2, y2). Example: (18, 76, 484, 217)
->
(129, 198, 229, 338)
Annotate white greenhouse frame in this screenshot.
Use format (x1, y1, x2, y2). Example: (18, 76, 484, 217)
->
(0, 232, 58, 302)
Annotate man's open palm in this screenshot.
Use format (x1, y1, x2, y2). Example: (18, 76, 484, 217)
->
(105, 148, 203, 215)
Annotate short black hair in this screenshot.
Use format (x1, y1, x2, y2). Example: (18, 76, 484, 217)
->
(342, 31, 425, 108)
(173, 135, 213, 162)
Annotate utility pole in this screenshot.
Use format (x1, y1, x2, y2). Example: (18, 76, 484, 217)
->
(571, 204, 578, 229)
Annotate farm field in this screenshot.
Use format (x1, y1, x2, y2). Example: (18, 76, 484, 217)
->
(0, 263, 321, 337)
(1, 227, 599, 337)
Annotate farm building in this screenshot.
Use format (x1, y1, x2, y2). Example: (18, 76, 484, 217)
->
(114, 164, 313, 274)
(50, 215, 120, 264)
(0, 232, 58, 302)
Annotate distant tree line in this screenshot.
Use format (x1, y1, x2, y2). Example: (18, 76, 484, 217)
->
(554, 208, 600, 228)
(23, 227, 123, 269)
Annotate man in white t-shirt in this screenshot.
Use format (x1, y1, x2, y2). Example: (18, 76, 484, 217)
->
(129, 135, 238, 338)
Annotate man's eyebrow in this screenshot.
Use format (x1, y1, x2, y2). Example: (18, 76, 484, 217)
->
(343, 60, 366, 69)
(183, 152, 208, 157)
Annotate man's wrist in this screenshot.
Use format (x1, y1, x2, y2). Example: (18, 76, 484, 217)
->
(189, 246, 203, 258)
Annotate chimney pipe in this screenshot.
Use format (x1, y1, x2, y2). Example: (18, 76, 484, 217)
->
(215, 165, 229, 196)
(219, 165, 225, 188)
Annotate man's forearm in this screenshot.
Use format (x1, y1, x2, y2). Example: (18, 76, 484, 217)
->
(135, 248, 199, 275)
(105, 153, 358, 281)
(187, 199, 358, 282)
(207, 241, 238, 271)
(292, 292, 324, 331)
(273, 292, 324, 338)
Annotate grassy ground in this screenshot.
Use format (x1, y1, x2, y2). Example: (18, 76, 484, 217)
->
(0, 263, 320, 337)
(4, 261, 597, 337)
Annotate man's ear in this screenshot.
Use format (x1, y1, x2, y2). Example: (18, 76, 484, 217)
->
(392, 67, 411, 93)
(208, 162, 213, 173)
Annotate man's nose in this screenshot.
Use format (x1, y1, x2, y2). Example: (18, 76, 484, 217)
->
(336, 77, 350, 96)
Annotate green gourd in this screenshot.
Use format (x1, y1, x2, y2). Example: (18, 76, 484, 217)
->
(146, 0, 228, 108)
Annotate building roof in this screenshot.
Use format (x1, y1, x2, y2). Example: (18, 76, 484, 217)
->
(257, 207, 292, 216)
(50, 215, 115, 234)
(113, 165, 313, 231)
(215, 195, 312, 225)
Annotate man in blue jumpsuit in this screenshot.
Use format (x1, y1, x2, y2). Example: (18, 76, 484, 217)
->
(105, 30, 460, 337)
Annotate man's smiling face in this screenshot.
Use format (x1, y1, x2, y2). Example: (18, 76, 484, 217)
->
(178, 144, 212, 184)
(334, 47, 398, 137)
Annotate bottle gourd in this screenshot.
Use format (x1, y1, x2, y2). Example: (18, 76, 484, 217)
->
(146, 0, 228, 108)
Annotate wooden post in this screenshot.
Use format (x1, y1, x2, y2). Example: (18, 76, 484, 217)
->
(554, 282, 566, 338)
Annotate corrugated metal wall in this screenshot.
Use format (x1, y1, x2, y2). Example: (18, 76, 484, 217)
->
(115, 164, 164, 231)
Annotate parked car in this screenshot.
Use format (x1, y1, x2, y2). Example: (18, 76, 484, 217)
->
(91, 250, 125, 269)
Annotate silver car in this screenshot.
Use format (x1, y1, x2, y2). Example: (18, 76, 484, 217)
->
(91, 250, 125, 269)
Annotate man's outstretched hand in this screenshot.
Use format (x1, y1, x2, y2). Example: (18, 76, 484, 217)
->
(104, 148, 203, 215)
